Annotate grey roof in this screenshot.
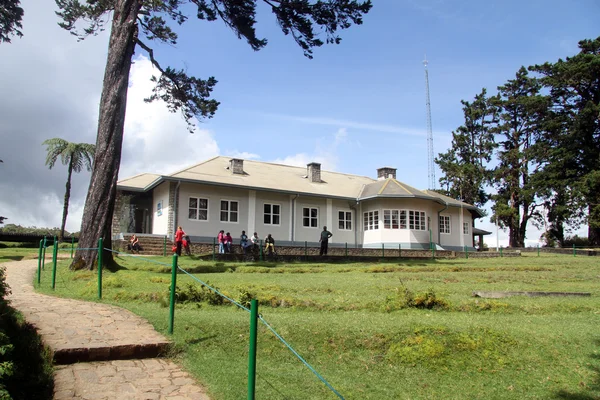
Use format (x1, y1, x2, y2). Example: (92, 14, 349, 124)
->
(116, 157, 482, 216)
(473, 227, 492, 235)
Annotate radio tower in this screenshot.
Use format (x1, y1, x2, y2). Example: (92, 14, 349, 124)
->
(423, 56, 435, 190)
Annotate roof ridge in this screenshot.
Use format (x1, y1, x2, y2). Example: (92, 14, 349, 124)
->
(167, 155, 222, 176)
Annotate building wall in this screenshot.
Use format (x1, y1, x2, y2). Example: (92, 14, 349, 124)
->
(254, 191, 292, 241)
(438, 207, 473, 249)
(152, 182, 170, 235)
(293, 196, 329, 243)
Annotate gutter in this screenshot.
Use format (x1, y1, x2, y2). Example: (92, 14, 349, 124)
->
(291, 194, 299, 242)
(437, 201, 448, 244)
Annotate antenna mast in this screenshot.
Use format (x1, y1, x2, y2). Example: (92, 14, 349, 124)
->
(423, 56, 435, 190)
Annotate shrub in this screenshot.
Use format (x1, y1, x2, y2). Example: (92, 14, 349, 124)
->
(174, 283, 224, 306)
(382, 287, 449, 312)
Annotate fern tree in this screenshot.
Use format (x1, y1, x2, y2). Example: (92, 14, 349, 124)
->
(56, 0, 372, 270)
(43, 138, 95, 241)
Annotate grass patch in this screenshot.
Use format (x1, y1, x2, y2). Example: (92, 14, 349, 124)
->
(30, 252, 600, 399)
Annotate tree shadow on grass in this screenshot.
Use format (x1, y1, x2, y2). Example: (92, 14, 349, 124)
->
(555, 339, 600, 399)
(0, 255, 24, 262)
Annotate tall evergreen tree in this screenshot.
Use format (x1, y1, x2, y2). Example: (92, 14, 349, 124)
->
(491, 67, 548, 247)
(530, 37, 600, 245)
(56, 0, 372, 269)
(0, 0, 23, 43)
(43, 138, 95, 241)
(435, 88, 497, 208)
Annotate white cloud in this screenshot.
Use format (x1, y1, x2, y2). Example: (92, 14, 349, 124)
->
(224, 151, 261, 160)
(119, 56, 220, 179)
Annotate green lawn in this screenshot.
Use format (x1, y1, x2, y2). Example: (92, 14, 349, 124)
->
(16, 249, 600, 399)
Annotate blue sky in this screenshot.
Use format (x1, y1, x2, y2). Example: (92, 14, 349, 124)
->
(0, 0, 598, 246)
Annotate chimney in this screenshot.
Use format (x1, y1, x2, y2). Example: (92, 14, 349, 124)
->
(377, 167, 397, 180)
(229, 158, 244, 174)
(307, 162, 321, 183)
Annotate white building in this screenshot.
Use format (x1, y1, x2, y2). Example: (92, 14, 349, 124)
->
(114, 157, 483, 251)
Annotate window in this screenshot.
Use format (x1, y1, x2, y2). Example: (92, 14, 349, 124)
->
(220, 200, 238, 223)
(338, 211, 352, 230)
(189, 197, 208, 221)
(409, 210, 426, 231)
(439, 215, 451, 234)
(463, 222, 470, 235)
(303, 207, 318, 227)
(383, 210, 401, 229)
(264, 204, 281, 225)
(363, 211, 379, 231)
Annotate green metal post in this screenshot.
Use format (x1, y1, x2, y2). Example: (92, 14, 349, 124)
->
(168, 254, 178, 334)
(51, 237, 58, 290)
(465, 245, 468, 259)
(537, 244, 540, 257)
(304, 241, 308, 260)
(98, 238, 103, 299)
(500, 246, 503, 257)
(345, 242, 348, 259)
(247, 299, 259, 400)
(163, 235, 167, 257)
(260, 240, 264, 261)
(382, 243, 385, 258)
(573, 244, 576, 257)
(399, 243, 402, 258)
(41, 236, 47, 270)
(71, 236, 74, 258)
(37, 239, 43, 286)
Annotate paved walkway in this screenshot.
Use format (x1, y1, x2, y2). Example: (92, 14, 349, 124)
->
(4, 259, 210, 400)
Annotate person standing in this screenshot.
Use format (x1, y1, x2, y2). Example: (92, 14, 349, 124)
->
(319, 226, 333, 256)
(217, 230, 225, 254)
(175, 226, 185, 256)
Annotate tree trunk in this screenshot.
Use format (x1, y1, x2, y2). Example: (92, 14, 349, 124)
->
(589, 203, 600, 246)
(71, 0, 142, 270)
(59, 159, 73, 242)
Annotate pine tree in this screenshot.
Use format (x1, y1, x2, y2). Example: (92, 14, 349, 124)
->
(0, 0, 23, 43)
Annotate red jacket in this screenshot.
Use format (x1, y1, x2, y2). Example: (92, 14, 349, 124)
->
(175, 229, 185, 243)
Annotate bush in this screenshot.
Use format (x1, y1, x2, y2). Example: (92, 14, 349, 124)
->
(382, 287, 449, 312)
(174, 283, 224, 305)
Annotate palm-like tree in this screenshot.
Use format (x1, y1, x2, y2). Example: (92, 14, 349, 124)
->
(43, 138, 95, 241)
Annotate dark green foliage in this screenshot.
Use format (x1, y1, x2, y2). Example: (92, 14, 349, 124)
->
(0, 0, 24, 43)
(491, 67, 548, 247)
(0, 267, 53, 399)
(562, 235, 590, 248)
(435, 88, 498, 208)
(530, 37, 600, 245)
(175, 282, 224, 305)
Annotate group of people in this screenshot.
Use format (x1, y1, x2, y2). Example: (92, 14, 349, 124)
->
(218, 230, 275, 255)
(169, 225, 334, 257)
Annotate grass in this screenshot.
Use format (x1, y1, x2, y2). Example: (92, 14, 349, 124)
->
(13, 248, 600, 399)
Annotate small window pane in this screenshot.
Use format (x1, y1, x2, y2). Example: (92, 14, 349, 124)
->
(231, 212, 238, 222)
(264, 214, 271, 224)
(311, 208, 317, 218)
(311, 218, 317, 227)
(199, 199, 207, 209)
(231, 202, 238, 212)
(273, 215, 280, 225)
(220, 211, 228, 221)
(273, 205, 280, 214)
(199, 210, 207, 220)
(303, 208, 309, 217)
(188, 209, 197, 219)
(189, 198, 197, 208)
(221, 201, 228, 211)
(264, 204, 271, 213)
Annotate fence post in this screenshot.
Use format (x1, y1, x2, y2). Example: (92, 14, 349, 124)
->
(304, 241, 308, 260)
(573, 244, 576, 257)
(37, 239, 43, 286)
(41, 236, 47, 270)
(399, 243, 401, 258)
(345, 242, 348, 259)
(500, 246, 503, 257)
(168, 254, 178, 334)
(71, 236, 74, 258)
(212, 237, 216, 261)
(537, 244, 540, 257)
(98, 238, 103, 299)
(382, 243, 385, 258)
(163, 235, 167, 257)
(247, 299, 259, 400)
(464, 245, 468, 259)
(51, 237, 58, 290)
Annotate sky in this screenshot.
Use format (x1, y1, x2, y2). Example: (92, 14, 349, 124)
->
(0, 0, 598, 247)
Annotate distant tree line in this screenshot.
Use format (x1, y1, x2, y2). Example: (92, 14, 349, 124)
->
(0, 224, 76, 237)
(436, 37, 600, 248)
